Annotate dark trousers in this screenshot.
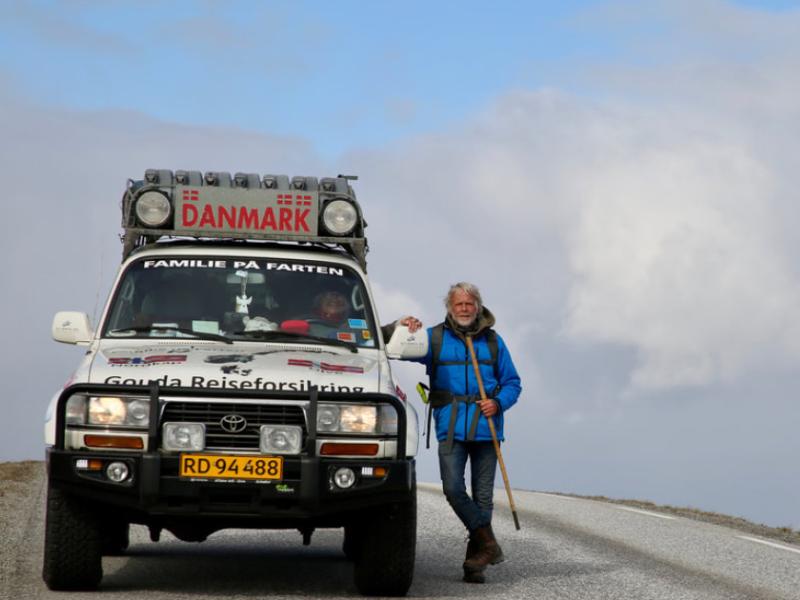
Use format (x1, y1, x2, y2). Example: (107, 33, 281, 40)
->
(438, 440, 498, 532)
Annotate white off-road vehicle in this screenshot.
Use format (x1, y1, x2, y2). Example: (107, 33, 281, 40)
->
(44, 170, 426, 596)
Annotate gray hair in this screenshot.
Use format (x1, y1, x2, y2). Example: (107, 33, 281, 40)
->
(445, 282, 483, 312)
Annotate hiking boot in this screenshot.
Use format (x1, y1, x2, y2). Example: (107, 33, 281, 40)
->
(488, 524, 505, 564)
(462, 526, 504, 572)
(462, 532, 486, 583)
(462, 566, 486, 584)
(465, 533, 479, 563)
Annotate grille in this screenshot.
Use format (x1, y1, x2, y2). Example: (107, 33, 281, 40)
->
(162, 401, 306, 451)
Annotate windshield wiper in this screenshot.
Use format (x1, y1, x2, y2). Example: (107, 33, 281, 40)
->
(108, 326, 233, 344)
(231, 329, 358, 353)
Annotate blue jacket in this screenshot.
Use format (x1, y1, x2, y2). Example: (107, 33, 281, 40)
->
(411, 308, 521, 443)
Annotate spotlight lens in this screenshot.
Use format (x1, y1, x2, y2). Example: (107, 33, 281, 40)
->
(106, 461, 130, 483)
(334, 467, 356, 489)
(135, 191, 171, 227)
(322, 200, 357, 235)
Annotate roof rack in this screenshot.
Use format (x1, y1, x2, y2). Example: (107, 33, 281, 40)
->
(120, 170, 368, 270)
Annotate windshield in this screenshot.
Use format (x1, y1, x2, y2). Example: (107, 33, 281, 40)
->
(103, 256, 379, 348)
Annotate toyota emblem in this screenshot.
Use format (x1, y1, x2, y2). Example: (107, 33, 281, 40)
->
(220, 414, 247, 433)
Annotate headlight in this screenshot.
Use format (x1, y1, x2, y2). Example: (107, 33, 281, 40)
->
(79, 396, 150, 428)
(163, 422, 205, 451)
(340, 405, 377, 433)
(317, 404, 341, 432)
(321, 199, 358, 235)
(260, 425, 303, 454)
(90, 396, 126, 425)
(126, 399, 150, 426)
(135, 191, 172, 227)
(317, 403, 395, 434)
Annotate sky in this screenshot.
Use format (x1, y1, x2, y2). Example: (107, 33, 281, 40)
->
(1, 0, 799, 529)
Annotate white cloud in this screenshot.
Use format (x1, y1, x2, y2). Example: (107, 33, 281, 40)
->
(369, 281, 430, 327)
(348, 51, 800, 392)
(562, 128, 800, 388)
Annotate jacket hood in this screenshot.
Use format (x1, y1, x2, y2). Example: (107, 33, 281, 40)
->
(444, 305, 495, 339)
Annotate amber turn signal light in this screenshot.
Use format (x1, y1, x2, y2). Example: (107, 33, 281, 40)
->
(320, 443, 379, 456)
(84, 434, 144, 450)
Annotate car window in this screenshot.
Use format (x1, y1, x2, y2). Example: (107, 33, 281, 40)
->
(103, 257, 378, 347)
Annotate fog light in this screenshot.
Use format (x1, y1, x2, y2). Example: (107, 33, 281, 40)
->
(333, 467, 356, 489)
(260, 425, 302, 454)
(106, 461, 130, 483)
(163, 422, 205, 451)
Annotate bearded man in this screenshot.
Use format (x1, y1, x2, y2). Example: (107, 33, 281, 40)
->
(386, 282, 521, 583)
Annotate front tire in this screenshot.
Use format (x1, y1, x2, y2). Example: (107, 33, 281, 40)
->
(343, 523, 362, 561)
(101, 519, 130, 556)
(42, 486, 103, 590)
(353, 486, 416, 596)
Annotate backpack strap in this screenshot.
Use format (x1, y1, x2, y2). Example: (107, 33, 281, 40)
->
(429, 322, 445, 387)
(486, 329, 498, 372)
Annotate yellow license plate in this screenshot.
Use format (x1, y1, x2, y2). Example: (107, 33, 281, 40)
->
(179, 454, 283, 481)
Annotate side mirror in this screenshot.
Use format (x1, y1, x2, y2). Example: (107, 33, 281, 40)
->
(52, 311, 94, 345)
(386, 325, 428, 359)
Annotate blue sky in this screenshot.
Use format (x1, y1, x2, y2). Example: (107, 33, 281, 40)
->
(3, 0, 790, 156)
(2, 1, 800, 528)
(0, 1, 608, 155)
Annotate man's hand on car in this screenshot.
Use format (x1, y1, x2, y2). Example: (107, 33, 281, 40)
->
(398, 316, 423, 333)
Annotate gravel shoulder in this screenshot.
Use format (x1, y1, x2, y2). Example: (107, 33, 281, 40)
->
(0, 461, 46, 595)
(545, 490, 800, 547)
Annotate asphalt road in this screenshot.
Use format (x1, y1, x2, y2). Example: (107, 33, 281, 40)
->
(3, 469, 799, 599)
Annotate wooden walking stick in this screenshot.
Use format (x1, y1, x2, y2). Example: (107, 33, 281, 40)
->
(466, 335, 521, 531)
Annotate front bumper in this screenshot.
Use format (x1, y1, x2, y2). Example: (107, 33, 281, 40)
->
(47, 384, 415, 529)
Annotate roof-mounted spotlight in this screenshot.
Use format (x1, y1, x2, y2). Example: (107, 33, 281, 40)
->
(321, 199, 358, 236)
(120, 169, 369, 268)
(135, 191, 172, 228)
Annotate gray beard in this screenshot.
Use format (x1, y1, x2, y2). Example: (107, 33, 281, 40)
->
(448, 313, 479, 335)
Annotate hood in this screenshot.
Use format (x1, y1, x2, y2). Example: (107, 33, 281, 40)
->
(444, 306, 496, 339)
(89, 339, 380, 394)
